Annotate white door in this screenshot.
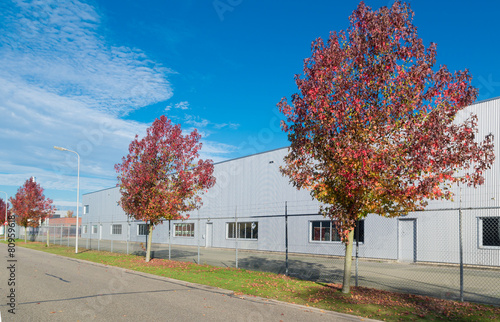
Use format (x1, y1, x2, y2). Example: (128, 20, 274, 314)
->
(399, 219, 416, 262)
(205, 223, 213, 247)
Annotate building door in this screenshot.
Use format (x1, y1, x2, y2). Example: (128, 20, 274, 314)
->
(399, 219, 416, 262)
(205, 223, 213, 248)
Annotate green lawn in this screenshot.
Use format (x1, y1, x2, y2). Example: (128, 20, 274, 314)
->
(6, 240, 500, 321)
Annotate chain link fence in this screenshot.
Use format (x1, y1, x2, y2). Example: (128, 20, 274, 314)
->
(16, 203, 500, 306)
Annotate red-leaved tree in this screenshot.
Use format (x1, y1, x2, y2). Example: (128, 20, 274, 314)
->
(10, 177, 56, 243)
(279, 1, 495, 294)
(0, 198, 9, 224)
(115, 115, 216, 262)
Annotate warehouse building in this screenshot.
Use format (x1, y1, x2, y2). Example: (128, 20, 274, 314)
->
(81, 98, 500, 267)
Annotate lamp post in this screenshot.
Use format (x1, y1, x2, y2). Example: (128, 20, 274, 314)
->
(0, 191, 7, 241)
(54, 146, 80, 254)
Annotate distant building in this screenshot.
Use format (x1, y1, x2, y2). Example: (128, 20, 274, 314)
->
(53, 210, 69, 218)
(45, 216, 81, 228)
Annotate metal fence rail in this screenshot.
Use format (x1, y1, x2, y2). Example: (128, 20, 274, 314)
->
(15, 205, 500, 306)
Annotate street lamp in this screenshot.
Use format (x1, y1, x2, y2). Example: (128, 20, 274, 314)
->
(54, 146, 80, 254)
(0, 191, 7, 241)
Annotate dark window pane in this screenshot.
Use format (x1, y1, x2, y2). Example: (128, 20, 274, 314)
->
(112, 224, 122, 235)
(483, 217, 500, 247)
(245, 222, 252, 239)
(238, 222, 246, 239)
(321, 221, 331, 241)
(138, 224, 148, 236)
(312, 221, 321, 241)
(354, 220, 365, 243)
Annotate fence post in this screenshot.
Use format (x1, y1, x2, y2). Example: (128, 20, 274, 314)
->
(111, 222, 114, 253)
(86, 222, 89, 249)
(285, 201, 289, 276)
(197, 210, 200, 265)
(127, 221, 130, 255)
(98, 222, 101, 251)
(235, 207, 238, 269)
(169, 220, 172, 260)
(459, 208, 464, 302)
(87, 222, 92, 249)
(47, 225, 50, 247)
(355, 220, 359, 287)
(67, 224, 70, 247)
(60, 224, 63, 245)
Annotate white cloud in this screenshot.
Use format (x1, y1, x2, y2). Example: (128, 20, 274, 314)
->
(175, 101, 190, 110)
(165, 101, 190, 111)
(0, 0, 173, 116)
(213, 122, 240, 130)
(185, 115, 210, 128)
(200, 141, 237, 160)
(0, 76, 146, 191)
(184, 114, 240, 131)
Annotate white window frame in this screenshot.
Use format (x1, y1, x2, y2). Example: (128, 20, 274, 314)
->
(226, 222, 258, 240)
(174, 223, 195, 238)
(111, 224, 122, 235)
(92, 225, 98, 234)
(137, 224, 148, 236)
(309, 220, 364, 243)
(478, 217, 500, 248)
(83, 205, 89, 214)
(82, 225, 88, 234)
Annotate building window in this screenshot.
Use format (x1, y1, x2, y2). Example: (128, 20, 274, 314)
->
(481, 217, 500, 247)
(310, 220, 364, 243)
(92, 225, 98, 234)
(82, 225, 87, 234)
(83, 205, 89, 214)
(227, 222, 258, 240)
(111, 224, 122, 235)
(138, 224, 148, 236)
(174, 223, 195, 237)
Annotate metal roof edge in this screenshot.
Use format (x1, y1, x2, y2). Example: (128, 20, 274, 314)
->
(470, 96, 500, 106)
(82, 185, 118, 196)
(83, 146, 291, 196)
(212, 146, 290, 166)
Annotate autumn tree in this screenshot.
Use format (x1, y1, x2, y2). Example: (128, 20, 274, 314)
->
(0, 198, 9, 224)
(115, 115, 216, 262)
(66, 210, 74, 218)
(10, 177, 56, 243)
(278, 1, 494, 294)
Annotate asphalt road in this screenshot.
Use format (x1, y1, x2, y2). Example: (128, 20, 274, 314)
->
(71, 237, 500, 306)
(26, 235, 500, 306)
(0, 243, 373, 322)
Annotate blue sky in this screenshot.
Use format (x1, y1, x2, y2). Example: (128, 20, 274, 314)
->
(1, 0, 500, 214)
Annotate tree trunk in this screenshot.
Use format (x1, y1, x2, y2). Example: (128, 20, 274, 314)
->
(145, 224, 154, 262)
(341, 228, 355, 294)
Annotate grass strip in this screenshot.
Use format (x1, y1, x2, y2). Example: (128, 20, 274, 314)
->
(6, 240, 500, 321)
